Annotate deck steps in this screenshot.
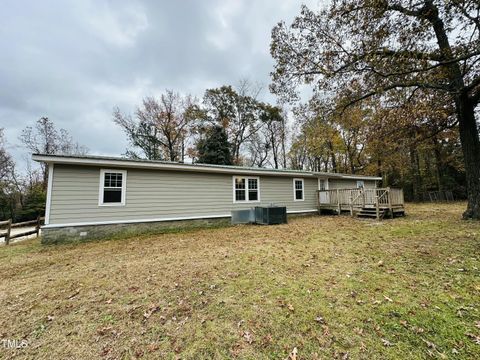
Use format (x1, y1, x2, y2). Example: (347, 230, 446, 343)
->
(357, 208, 387, 219)
(356, 207, 406, 219)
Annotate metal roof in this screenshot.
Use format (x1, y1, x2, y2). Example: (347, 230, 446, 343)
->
(32, 153, 382, 180)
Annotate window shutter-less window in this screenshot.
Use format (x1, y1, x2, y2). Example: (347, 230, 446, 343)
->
(99, 170, 126, 206)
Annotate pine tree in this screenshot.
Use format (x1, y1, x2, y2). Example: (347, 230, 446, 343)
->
(197, 126, 233, 165)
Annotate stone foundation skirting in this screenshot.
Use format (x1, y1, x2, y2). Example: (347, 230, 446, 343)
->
(41, 217, 231, 244)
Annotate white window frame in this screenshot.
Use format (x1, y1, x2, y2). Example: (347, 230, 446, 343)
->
(293, 178, 305, 201)
(99, 169, 127, 206)
(232, 176, 261, 203)
(318, 178, 329, 191)
(356, 180, 365, 188)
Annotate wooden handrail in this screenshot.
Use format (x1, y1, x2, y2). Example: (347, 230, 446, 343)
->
(375, 189, 389, 220)
(351, 191, 364, 216)
(318, 188, 404, 216)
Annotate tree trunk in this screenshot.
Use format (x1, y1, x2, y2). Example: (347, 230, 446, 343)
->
(410, 144, 422, 202)
(455, 94, 480, 219)
(328, 141, 337, 172)
(376, 159, 382, 181)
(432, 136, 443, 191)
(271, 133, 279, 169)
(349, 151, 355, 174)
(423, 0, 480, 218)
(181, 137, 185, 163)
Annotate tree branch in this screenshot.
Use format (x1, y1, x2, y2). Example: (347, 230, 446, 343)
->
(340, 81, 451, 113)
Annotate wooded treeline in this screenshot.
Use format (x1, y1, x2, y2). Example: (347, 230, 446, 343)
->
(0, 118, 87, 222)
(0, 85, 469, 223)
(113, 81, 288, 169)
(288, 92, 466, 201)
(270, 0, 479, 218)
(113, 79, 467, 202)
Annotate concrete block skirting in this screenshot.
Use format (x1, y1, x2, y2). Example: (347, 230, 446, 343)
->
(41, 217, 231, 245)
(41, 211, 318, 244)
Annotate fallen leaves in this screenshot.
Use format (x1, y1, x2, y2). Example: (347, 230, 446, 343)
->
(242, 331, 254, 344)
(422, 339, 437, 350)
(465, 332, 480, 345)
(143, 304, 160, 320)
(67, 288, 80, 300)
(285, 347, 298, 360)
(353, 327, 364, 335)
(381, 338, 394, 347)
(383, 295, 393, 302)
(97, 326, 121, 337)
(147, 343, 159, 353)
(262, 334, 273, 346)
(322, 324, 330, 337)
(277, 299, 295, 313)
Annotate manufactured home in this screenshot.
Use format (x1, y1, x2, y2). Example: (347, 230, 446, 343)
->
(32, 154, 403, 243)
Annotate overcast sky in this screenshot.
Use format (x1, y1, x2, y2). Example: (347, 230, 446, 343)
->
(1, 0, 319, 170)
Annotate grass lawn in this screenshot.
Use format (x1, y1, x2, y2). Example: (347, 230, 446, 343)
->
(0, 202, 479, 359)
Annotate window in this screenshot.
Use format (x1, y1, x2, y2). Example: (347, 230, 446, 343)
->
(99, 169, 126, 206)
(293, 178, 304, 201)
(233, 176, 260, 202)
(248, 178, 258, 201)
(356, 180, 364, 189)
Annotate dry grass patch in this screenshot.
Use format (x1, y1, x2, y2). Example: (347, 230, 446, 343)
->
(0, 202, 479, 359)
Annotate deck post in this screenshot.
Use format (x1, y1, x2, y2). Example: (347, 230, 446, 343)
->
(387, 187, 393, 218)
(337, 189, 341, 214)
(362, 189, 365, 208)
(375, 194, 380, 220)
(350, 193, 354, 217)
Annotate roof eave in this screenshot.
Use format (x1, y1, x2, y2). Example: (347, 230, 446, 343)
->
(32, 154, 382, 181)
(31, 154, 316, 177)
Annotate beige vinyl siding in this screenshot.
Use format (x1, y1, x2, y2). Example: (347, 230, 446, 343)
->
(327, 178, 376, 189)
(49, 165, 318, 225)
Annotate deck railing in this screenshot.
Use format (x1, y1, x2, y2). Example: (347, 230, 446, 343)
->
(317, 187, 404, 219)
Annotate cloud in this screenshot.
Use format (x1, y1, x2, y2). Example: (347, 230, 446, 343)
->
(0, 0, 320, 170)
(78, 1, 149, 48)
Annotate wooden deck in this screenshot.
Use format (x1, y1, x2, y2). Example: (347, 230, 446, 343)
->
(317, 188, 405, 219)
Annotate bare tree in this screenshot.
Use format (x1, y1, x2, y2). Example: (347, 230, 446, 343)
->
(0, 129, 14, 182)
(114, 91, 196, 162)
(20, 117, 88, 186)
